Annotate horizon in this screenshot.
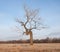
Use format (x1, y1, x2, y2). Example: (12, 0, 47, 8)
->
(0, 0, 60, 41)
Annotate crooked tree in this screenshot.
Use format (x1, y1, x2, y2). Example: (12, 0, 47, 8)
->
(16, 6, 46, 45)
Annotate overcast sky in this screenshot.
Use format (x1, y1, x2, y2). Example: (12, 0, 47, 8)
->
(0, 0, 60, 41)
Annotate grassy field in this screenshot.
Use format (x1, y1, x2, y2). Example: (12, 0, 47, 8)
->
(0, 43, 60, 52)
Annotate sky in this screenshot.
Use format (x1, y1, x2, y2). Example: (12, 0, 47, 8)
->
(0, 0, 60, 41)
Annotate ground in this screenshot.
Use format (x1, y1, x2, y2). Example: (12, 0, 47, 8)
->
(0, 43, 60, 52)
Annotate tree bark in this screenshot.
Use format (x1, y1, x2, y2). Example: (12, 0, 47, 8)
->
(30, 31, 33, 45)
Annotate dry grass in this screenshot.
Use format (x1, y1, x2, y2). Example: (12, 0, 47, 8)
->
(0, 43, 60, 52)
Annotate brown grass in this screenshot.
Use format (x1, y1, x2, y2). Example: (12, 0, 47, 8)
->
(0, 43, 60, 52)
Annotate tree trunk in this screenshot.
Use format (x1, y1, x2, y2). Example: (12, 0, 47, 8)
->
(30, 32, 33, 45)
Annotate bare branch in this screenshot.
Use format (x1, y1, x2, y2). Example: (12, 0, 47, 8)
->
(16, 18, 24, 26)
(16, 5, 46, 33)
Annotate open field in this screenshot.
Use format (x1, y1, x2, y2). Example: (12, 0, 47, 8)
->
(0, 43, 60, 52)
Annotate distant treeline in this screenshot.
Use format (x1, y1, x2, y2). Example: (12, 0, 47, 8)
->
(0, 37, 60, 43)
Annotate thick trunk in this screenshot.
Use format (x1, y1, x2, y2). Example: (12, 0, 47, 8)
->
(30, 33, 33, 45)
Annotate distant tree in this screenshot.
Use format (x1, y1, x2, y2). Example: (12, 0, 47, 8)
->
(16, 6, 46, 45)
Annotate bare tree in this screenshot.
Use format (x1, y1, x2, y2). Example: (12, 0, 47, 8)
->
(16, 6, 46, 45)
